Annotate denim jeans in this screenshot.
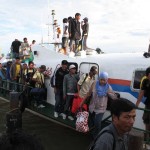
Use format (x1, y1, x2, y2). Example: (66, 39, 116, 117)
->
(54, 89, 65, 113)
(91, 112, 104, 138)
(64, 95, 74, 116)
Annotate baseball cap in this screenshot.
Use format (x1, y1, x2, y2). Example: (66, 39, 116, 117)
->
(69, 64, 76, 70)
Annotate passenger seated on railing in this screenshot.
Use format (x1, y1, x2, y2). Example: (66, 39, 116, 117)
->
(24, 61, 36, 87)
(20, 37, 30, 56)
(31, 65, 47, 108)
(0, 130, 45, 150)
(10, 57, 22, 91)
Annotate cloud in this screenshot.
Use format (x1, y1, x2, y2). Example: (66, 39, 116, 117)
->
(0, 0, 150, 54)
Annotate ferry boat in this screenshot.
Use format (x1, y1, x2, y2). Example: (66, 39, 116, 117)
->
(0, 10, 149, 138)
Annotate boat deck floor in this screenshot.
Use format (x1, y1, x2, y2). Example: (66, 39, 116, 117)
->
(28, 102, 76, 129)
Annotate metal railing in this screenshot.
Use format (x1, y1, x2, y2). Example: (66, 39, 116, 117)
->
(0, 79, 150, 144)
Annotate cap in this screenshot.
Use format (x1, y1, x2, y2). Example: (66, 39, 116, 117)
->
(69, 64, 76, 70)
(40, 65, 46, 70)
(61, 60, 68, 65)
(83, 17, 88, 21)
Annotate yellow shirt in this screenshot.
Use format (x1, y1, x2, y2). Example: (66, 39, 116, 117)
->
(32, 70, 44, 88)
(15, 64, 21, 77)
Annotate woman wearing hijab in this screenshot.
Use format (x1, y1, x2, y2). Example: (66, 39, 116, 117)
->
(89, 71, 115, 137)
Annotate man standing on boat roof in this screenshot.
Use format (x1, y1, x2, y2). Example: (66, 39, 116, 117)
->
(10, 39, 21, 59)
(81, 17, 89, 50)
(20, 37, 30, 56)
(61, 18, 69, 55)
(68, 13, 81, 52)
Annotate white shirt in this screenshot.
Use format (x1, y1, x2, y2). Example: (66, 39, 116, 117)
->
(62, 23, 69, 38)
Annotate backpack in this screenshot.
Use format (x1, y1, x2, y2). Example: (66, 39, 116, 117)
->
(81, 73, 88, 86)
(50, 64, 60, 88)
(88, 130, 115, 150)
(25, 68, 36, 87)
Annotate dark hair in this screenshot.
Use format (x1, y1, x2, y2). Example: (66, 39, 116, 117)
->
(68, 16, 72, 20)
(75, 13, 81, 17)
(111, 98, 136, 118)
(28, 61, 34, 66)
(61, 60, 68, 65)
(0, 130, 45, 150)
(63, 18, 68, 23)
(90, 66, 97, 72)
(7, 61, 12, 66)
(40, 65, 46, 70)
(23, 37, 27, 41)
(146, 67, 150, 76)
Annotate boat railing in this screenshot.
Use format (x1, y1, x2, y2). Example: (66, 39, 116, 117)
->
(0, 79, 150, 144)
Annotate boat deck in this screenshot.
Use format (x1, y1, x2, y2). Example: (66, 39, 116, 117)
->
(28, 102, 76, 129)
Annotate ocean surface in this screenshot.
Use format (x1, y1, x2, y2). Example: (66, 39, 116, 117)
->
(0, 99, 91, 150)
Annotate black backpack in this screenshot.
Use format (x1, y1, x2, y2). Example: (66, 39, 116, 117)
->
(25, 68, 36, 87)
(88, 130, 115, 150)
(50, 64, 60, 88)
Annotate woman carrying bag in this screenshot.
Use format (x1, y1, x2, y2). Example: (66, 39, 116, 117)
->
(89, 72, 116, 138)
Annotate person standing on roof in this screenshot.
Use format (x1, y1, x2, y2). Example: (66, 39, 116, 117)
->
(92, 99, 136, 150)
(20, 37, 30, 56)
(11, 39, 21, 58)
(68, 13, 81, 52)
(81, 17, 89, 50)
(62, 18, 69, 55)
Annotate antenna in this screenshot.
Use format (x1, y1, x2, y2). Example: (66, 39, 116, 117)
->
(51, 10, 56, 40)
(47, 0, 50, 43)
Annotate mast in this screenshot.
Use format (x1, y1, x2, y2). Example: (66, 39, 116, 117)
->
(51, 10, 56, 40)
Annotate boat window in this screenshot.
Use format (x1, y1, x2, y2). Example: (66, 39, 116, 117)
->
(132, 70, 145, 90)
(79, 62, 99, 79)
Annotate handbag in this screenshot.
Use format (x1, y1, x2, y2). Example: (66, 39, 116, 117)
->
(71, 96, 88, 114)
(76, 110, 89, 133)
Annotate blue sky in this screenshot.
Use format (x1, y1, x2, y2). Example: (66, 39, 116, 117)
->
(0, 0, 150, 55)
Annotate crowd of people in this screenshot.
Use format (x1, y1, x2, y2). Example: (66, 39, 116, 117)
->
(10, 37, 36, 59)
(59, 12, 89, 54)
(0, 56, 50, 108)
(1, 57, 150, 149)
